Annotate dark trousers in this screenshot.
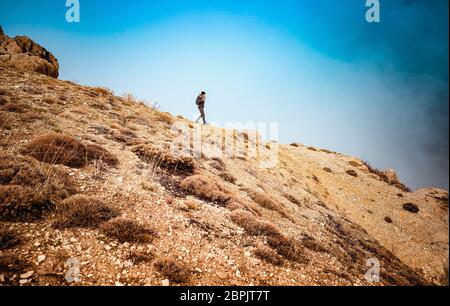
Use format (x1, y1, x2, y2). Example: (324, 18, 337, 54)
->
(197, 106, 206, 124)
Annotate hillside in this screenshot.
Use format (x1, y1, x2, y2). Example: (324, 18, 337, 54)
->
(0, 36, 448, 286)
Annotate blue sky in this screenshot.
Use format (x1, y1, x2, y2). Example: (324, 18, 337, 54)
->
(1, 0, 448, 190)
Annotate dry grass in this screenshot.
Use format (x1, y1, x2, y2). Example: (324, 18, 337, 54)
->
(0, 154, 77, 203)
(132, 144, 195, 174)
(282, 192, 301, 206)
(247, 190, 288, 218)
(218, 171, 237, 184)
(180, 175, 233, 204)
(92, 87, 113, 96)
(0, 253, 33, 285)
(21, 133, 118, 168)
(52, 195, 120, 229)
(346, 170, 358, 177)
(109, 127, 140, 145)
(100, 218, 158, 243)
(0, 229, 22, 250)
(230, 209, 282, 237)
(154, 256, 190, 283)
(0, 185, 53, 222)
(126, 250, 155, 264)
(362, 161, 411, 192)
(254, 245, 283, 265)
(156, 111, 174, 125)
(2, 102, 26, 113)
(267, 235, 309, 263)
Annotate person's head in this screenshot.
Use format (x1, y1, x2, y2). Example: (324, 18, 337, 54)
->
(201, 91, 206, 95)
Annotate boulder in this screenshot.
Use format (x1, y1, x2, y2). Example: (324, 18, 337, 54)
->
(0, 33, 59, 78)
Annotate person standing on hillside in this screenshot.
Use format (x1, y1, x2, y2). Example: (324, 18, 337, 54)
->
(195, 91, 207, 124)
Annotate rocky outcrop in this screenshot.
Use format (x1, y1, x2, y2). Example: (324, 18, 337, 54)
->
(0, 33, 59, 78)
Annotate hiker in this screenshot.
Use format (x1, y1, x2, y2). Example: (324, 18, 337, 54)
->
(195, 91, 207, 124)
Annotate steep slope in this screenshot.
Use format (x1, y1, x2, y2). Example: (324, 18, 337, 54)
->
(0, 65, 448, 286)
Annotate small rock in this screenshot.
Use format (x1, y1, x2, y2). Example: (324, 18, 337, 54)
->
(19, 279, 28, 285)
(244, 251, 251, 257)
(104, 245, 112, 251)
(0, 274, 5, 283)
(33, 242, 41, 247)
(161, 279, 170, 286)
(37, 255, 46, 263)
(20, 271, 34, 279)
(70, 237, 78, 243)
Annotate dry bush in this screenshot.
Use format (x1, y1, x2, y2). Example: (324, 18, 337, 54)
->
(156, 111, 174, 125)
(21, 133, 118, 168)
(0, 253, 33, 285)
(323, 167, 333, 173)
(92, 87, 113, 96)
(267, 235, 309, 263)
(282, 192, 301, 206)
(254, 245, 283, 265)
(218, 171, 237, 184)
(3, 102, 25, 113)
(180, 175, 233, 204)
(52, 195, 120, 229)
(100, 218, 158, 243)
(247, 190, 288, 218)
(126, 250, 155, 264)
(227, 199, 262, 216)
(301, 236, 329, 253)
(362, 161, 411, 192)
(346, 170, 358, 177)
(290, 143, 300, 147)
(154, 256, 190, 283)
(230, 209, 282, 237)
(0, 96, 9, 105)
(133, 144, 194, 174)
(109, 127, 139, 145)
(348, 160, 362, 167)
(307, 146, 317, 151)
(0, 154, 77, 202)
(0, 185, 53, 222)
(0, 229, 22, 250)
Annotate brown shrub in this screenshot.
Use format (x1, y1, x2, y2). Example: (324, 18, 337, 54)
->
(346, 170, 358, 177)
(254, 245, 283, 265)
(0, 229, 22, 250)
(323, 167, 333, 173)
(0, 185, 53, 222)
(132, 144, 194, 174)
(0, 154, 77, 202)
(348, 160, 362, 167)
(21, 133, 118, 168)
(52, 195, 119, 229)
(307, 146, 317, 151)
(267, 235, 309, 263)
(362, 161, 411, 192)
(156, 112, 174, 125)
(126, 250, 155, 264)
(180, 175, 233, 204)
(92, 87, 113, 96)
(154, 256, 190, 283)
(0, 253, 33, 285)
(3, 102, 25, 113)
(100, 218, 158, 243)
(218, 171, 237, 184)
(301, 236, 329, 253)
(282, 192, 301, 206)
(230, 209, 282, 237)
(247, 190, 288, 217)
(109, 127, 138, 145)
